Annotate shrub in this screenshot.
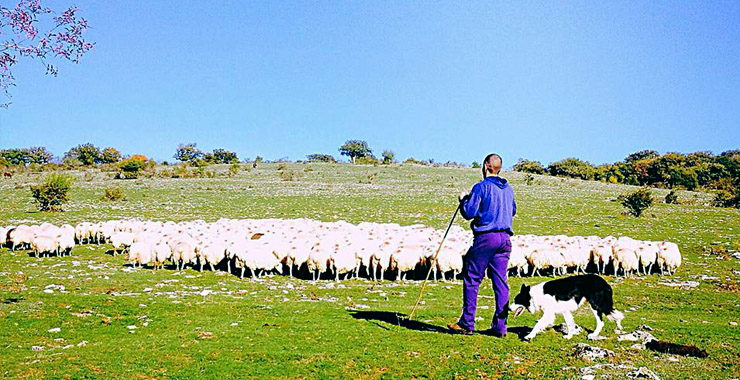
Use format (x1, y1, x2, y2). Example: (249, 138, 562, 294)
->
(306, 154, 336, 163)
(101, 187, 125, 201)
(118, 156, 147, 179)
(29, 173, 74, 211)
(276, 163, 288, 171)
(359, 172, 378, 184)
(471, 161, 480, 168)
(355, 156, 379, 165)
(403, 157, 426, 165)
(279, 169, 298, 181)
(525, 174, 534, 186)
(664, 190, 679, 204)
(513, 159, 546, 175)
(712, 189, 740, 209)
(228, 163, 240, 177)
(617, 187, 654, 217)
(547, 158, 595, 180)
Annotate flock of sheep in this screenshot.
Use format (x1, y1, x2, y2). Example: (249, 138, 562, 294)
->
(2, 219, 681, 280)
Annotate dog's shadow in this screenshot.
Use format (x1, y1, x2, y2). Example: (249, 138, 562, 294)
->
(347, 310, 534, 340)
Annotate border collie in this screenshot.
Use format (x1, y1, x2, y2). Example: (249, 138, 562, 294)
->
(509, 274, 624, 341)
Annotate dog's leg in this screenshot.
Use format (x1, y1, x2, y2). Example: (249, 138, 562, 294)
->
(588, 308, 605, 340)
(562, 312, 581, 339)
(524, 312, 555, 341)
(607, 310, 625, 334)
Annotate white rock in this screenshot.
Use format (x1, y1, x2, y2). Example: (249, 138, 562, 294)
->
(47, 327, 61, 333)
(126, 325, 137, 330)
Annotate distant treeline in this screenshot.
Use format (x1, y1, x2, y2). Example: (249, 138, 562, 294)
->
(0, 140, 469, 169)
(513, 150, 740, 208)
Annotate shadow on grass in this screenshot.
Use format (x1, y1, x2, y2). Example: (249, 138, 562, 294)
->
(348, 310, 454, 334)
(348, 310, 534, 340)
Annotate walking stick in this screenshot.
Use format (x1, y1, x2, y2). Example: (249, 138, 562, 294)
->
(405, 203, 461, 321)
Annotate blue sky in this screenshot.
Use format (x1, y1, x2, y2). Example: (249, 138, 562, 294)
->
(1, 1, 739, 166)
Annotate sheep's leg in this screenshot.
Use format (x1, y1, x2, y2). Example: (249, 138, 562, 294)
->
(227, 259, 231, 274)
(240, 267, 245, 279)
(209, 263, 214, 272)
(199, 262, 203, 272)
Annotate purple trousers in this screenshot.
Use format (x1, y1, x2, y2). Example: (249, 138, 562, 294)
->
(457, 232, 511, 334)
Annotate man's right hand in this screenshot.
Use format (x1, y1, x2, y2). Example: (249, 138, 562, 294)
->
(459, 191, 468, 201)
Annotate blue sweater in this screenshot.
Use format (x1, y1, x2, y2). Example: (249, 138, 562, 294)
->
(460, 176, 516, 235)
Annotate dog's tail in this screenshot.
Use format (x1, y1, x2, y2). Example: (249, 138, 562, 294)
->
(606, 309, 623, 322)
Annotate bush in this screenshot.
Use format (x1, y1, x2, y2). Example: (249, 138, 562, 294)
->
(712, 190, 740, 208)
(355, 156, 379, 165)
(617, 187, 654, 217)
(118, 156, 150, 179)
(664, 190, 679, 204)
(471, 161, 480, 168)
(306, 154, 336, 163)
(403, 157, 426, 166)
(547, 158, 595, 180)
(276, 163, 287, 171)
(524, 174, 534, 186)
(101, 187, 125, 201)
(513, 159, 546, 175)
(228, 163, 240, 177)
(29, 173, 74, 211)
(279, 169, 299, 181)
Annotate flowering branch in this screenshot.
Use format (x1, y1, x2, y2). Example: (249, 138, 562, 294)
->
(0, 0, 94, 107)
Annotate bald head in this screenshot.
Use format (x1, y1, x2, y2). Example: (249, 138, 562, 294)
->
(483, 153, 502, 176)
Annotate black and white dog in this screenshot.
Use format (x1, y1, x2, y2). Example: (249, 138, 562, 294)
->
(509, 274, 624, 341)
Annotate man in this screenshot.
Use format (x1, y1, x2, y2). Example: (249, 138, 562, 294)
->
(447, 153, 516, 337)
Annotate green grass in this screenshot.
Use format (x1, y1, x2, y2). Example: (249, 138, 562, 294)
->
(1, 163, 738, 379)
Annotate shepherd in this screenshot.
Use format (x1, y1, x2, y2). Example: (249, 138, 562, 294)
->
(447, 153, 516, 337)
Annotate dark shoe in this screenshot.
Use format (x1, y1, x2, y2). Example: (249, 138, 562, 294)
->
(447, 322, 473, 335)
(478, 328, 506, 338)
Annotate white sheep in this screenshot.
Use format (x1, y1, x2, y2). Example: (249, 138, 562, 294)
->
(31, 235, 57, 257)
(110, 232, 135, 255)
(128, 241, 153, 268)
(9, 227, 34, 251)
(657, 242, 682, 275)
(613, 247, 639, 277)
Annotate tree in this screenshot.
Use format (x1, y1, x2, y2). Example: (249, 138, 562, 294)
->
(174, 143, 204, 162)
(0, 148, 30, 165)
(306, 154, 336, 163)
(625, 150, 660, 163)
(513, 159, 545, 175)
(100, 147, 122, 163)
(209, 148, 239, 164)
(0, 1, 94, 106)
(381, 150, 395, 164)
(339, 140, 372, 163)
(26, 146, 53, 164)
(64, 143, 101, 165)
(547, 158, 595, 180)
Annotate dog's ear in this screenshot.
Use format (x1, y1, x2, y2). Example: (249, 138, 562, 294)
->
(520, 284, 529, 292)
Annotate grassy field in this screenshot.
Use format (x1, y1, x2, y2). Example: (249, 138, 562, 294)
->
(0, 163, 738, 379)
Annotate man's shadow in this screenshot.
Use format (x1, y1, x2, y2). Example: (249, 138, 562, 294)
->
(347, 310, 532, 340)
